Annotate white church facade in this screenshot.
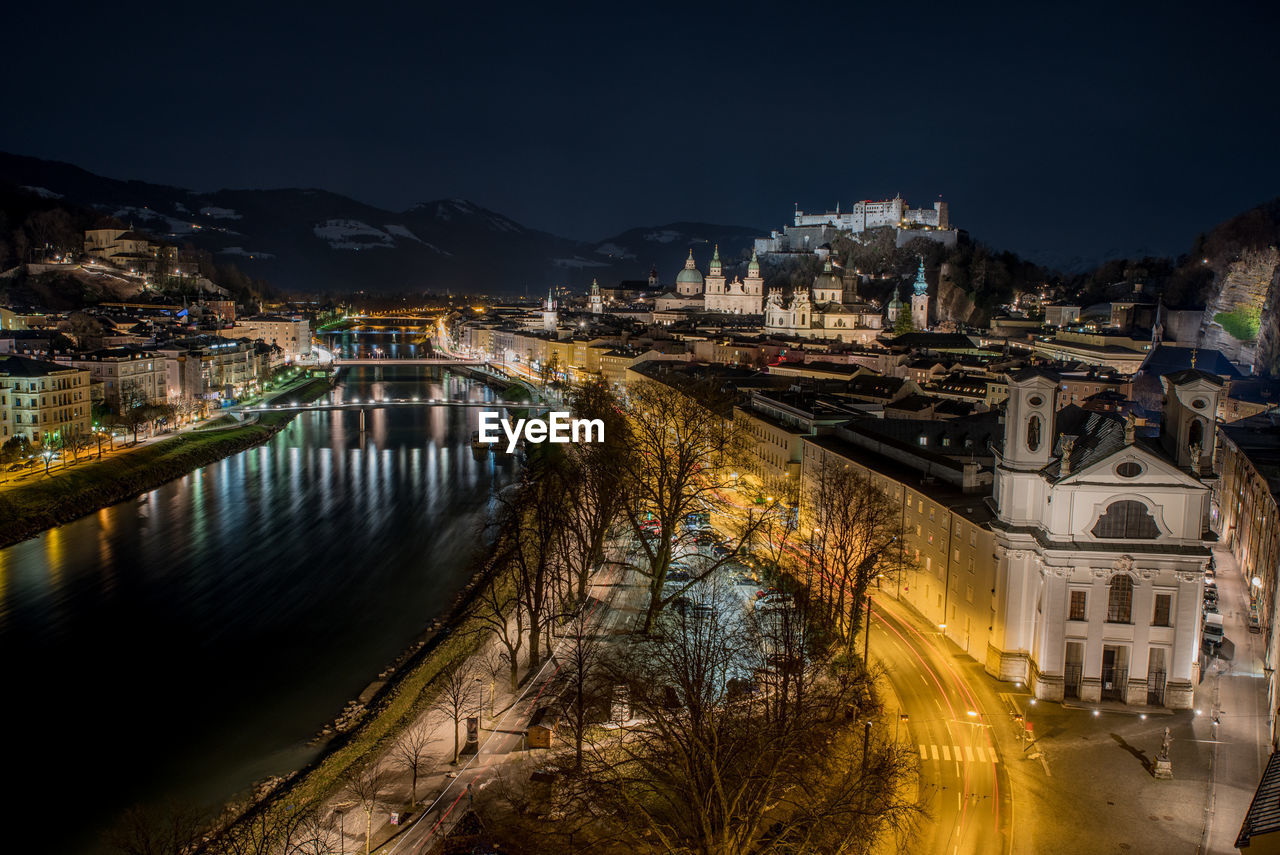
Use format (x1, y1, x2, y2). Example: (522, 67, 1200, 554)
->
(987, 368, 1220, 708)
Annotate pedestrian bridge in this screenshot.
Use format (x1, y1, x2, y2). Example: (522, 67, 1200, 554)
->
(331, 357, 487, 366)
(232, 397, 551, 415)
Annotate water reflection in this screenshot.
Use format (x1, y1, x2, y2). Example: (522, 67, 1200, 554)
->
(0, 367, 516, 854)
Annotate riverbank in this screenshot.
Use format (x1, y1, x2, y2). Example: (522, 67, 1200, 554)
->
(0, 377, 333, 549)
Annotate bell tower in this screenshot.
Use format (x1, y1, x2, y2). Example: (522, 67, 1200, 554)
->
(910, 256, 930, 330)
(1159, 368, 1224, 472)
(995, 368, 1060, 527)
(589, 278, 602, 314)
(1002, 368, 1059, 470)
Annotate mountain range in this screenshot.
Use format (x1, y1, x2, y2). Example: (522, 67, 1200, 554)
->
(0, 152, 763, 294)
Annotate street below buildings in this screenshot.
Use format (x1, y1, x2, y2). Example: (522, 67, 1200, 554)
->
(870, 593, 1015, 855)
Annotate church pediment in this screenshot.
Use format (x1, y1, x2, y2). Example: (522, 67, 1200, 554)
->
(1055, 443, 1204, 490)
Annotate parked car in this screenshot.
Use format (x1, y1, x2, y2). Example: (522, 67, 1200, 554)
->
(693, 532, 719, 547)
(1203, 612, 1225, 649)
(665, 568, 691, 583)
(1204, 587, 1220, 607)
(711, 545, 732, 559)
(755, 592, 794, 611)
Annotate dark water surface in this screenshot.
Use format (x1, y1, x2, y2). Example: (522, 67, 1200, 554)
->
(0, 368, 517, 853)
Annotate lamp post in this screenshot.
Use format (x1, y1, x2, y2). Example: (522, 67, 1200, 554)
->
(42, 448, 53, 475)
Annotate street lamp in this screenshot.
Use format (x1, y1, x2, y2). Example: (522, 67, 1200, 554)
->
(42, 448, 53, 475)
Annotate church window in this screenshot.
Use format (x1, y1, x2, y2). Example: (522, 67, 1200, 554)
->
(1069, 590, 1087, 621)
(1091, 500, 1159, 539)
(1153, 593, 1172, 627)
(1026, 415, 1042, 452)
(1107, 575, 1133, 623)
(1116, 462, 1142, 478)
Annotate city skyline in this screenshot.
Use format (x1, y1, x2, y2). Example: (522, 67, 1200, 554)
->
(4, 2, 1279, 263)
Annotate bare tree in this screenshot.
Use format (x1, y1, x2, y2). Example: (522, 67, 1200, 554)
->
(206, 802, 312, 855)
(106, 801, 206, 855)
(558, 379, 628, 606)
(803, 461, 907, 651)
(343, 764, 390, 855)
(474, 565, 525, 693)
(390, 724, 433, 807)
(566, 581, 919, 854)
(497, 467, 568, 672)
(617, 378, 774, 633)
(477, 646, 508, 719)
(554, 607, 604, 771)
(433, 658, 478, 765)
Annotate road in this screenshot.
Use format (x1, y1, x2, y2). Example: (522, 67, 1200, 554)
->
(870, 593, 1016, 855)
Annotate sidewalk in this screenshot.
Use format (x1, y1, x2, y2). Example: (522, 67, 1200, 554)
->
(1196, 544, 1272, 853)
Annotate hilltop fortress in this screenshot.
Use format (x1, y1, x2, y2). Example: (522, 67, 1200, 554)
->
(756, 194, 958, 257)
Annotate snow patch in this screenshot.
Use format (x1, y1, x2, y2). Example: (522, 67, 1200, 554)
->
(200, 206, 242, 220)
(553, 257, 610, 269)
(644, 229, 683, 243)
(313, 219, 395, 250)
(384, 224, 423, 243)
(220, 246, 276, 259)
(486, 214, 521, 233)
(21, 185, 63, 199)
(594, 242, 635, 259)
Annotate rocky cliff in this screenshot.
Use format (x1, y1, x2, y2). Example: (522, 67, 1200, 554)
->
(1197, 247, 1278, 376)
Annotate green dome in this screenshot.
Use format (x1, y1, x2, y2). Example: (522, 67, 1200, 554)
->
(748, 249, 760, 274)
(676, 248, 703, 285)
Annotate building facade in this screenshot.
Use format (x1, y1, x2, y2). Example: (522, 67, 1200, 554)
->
(0, 355, 92, 445)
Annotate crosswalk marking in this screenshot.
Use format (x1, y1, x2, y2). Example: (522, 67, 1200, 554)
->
(916, 743, 1001, 764)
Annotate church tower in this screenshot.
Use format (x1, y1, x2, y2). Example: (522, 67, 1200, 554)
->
(887, 285, 903, 325)
(589, 278, 602, 314)
(1159, 367, 1224, 472)
(744, 249, 763, 297)
(542, 288, 558, 332)
(702, 247, 724, 297)
(910, 256, 930, 330)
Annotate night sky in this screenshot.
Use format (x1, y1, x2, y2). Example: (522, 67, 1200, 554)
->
(3, 1, 1278, 262)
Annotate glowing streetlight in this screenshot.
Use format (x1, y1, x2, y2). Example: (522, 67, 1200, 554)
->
(42, 449, 53, 475)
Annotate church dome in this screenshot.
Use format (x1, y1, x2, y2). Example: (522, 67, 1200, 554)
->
(676, 249, 704, 286)
(747, 248, 761, 275)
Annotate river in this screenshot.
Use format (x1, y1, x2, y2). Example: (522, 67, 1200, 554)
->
(0, 366, 518, 854)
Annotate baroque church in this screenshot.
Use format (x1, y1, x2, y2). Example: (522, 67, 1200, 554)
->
(763, 256, 884, 344)
(655, 247, 764, 315)
(988, 368, 1219, 708)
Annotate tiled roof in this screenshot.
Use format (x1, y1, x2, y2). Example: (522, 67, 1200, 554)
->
(0, 354, 77, 377)
(1043, 406, 1128, 480)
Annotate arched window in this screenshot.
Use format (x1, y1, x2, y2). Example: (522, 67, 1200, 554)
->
(1107, 575, 1133, 623)
(1026, 415, 1042, 452)
(1189, 418, 1205, 451)
(1091, 500, 1160, 539)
